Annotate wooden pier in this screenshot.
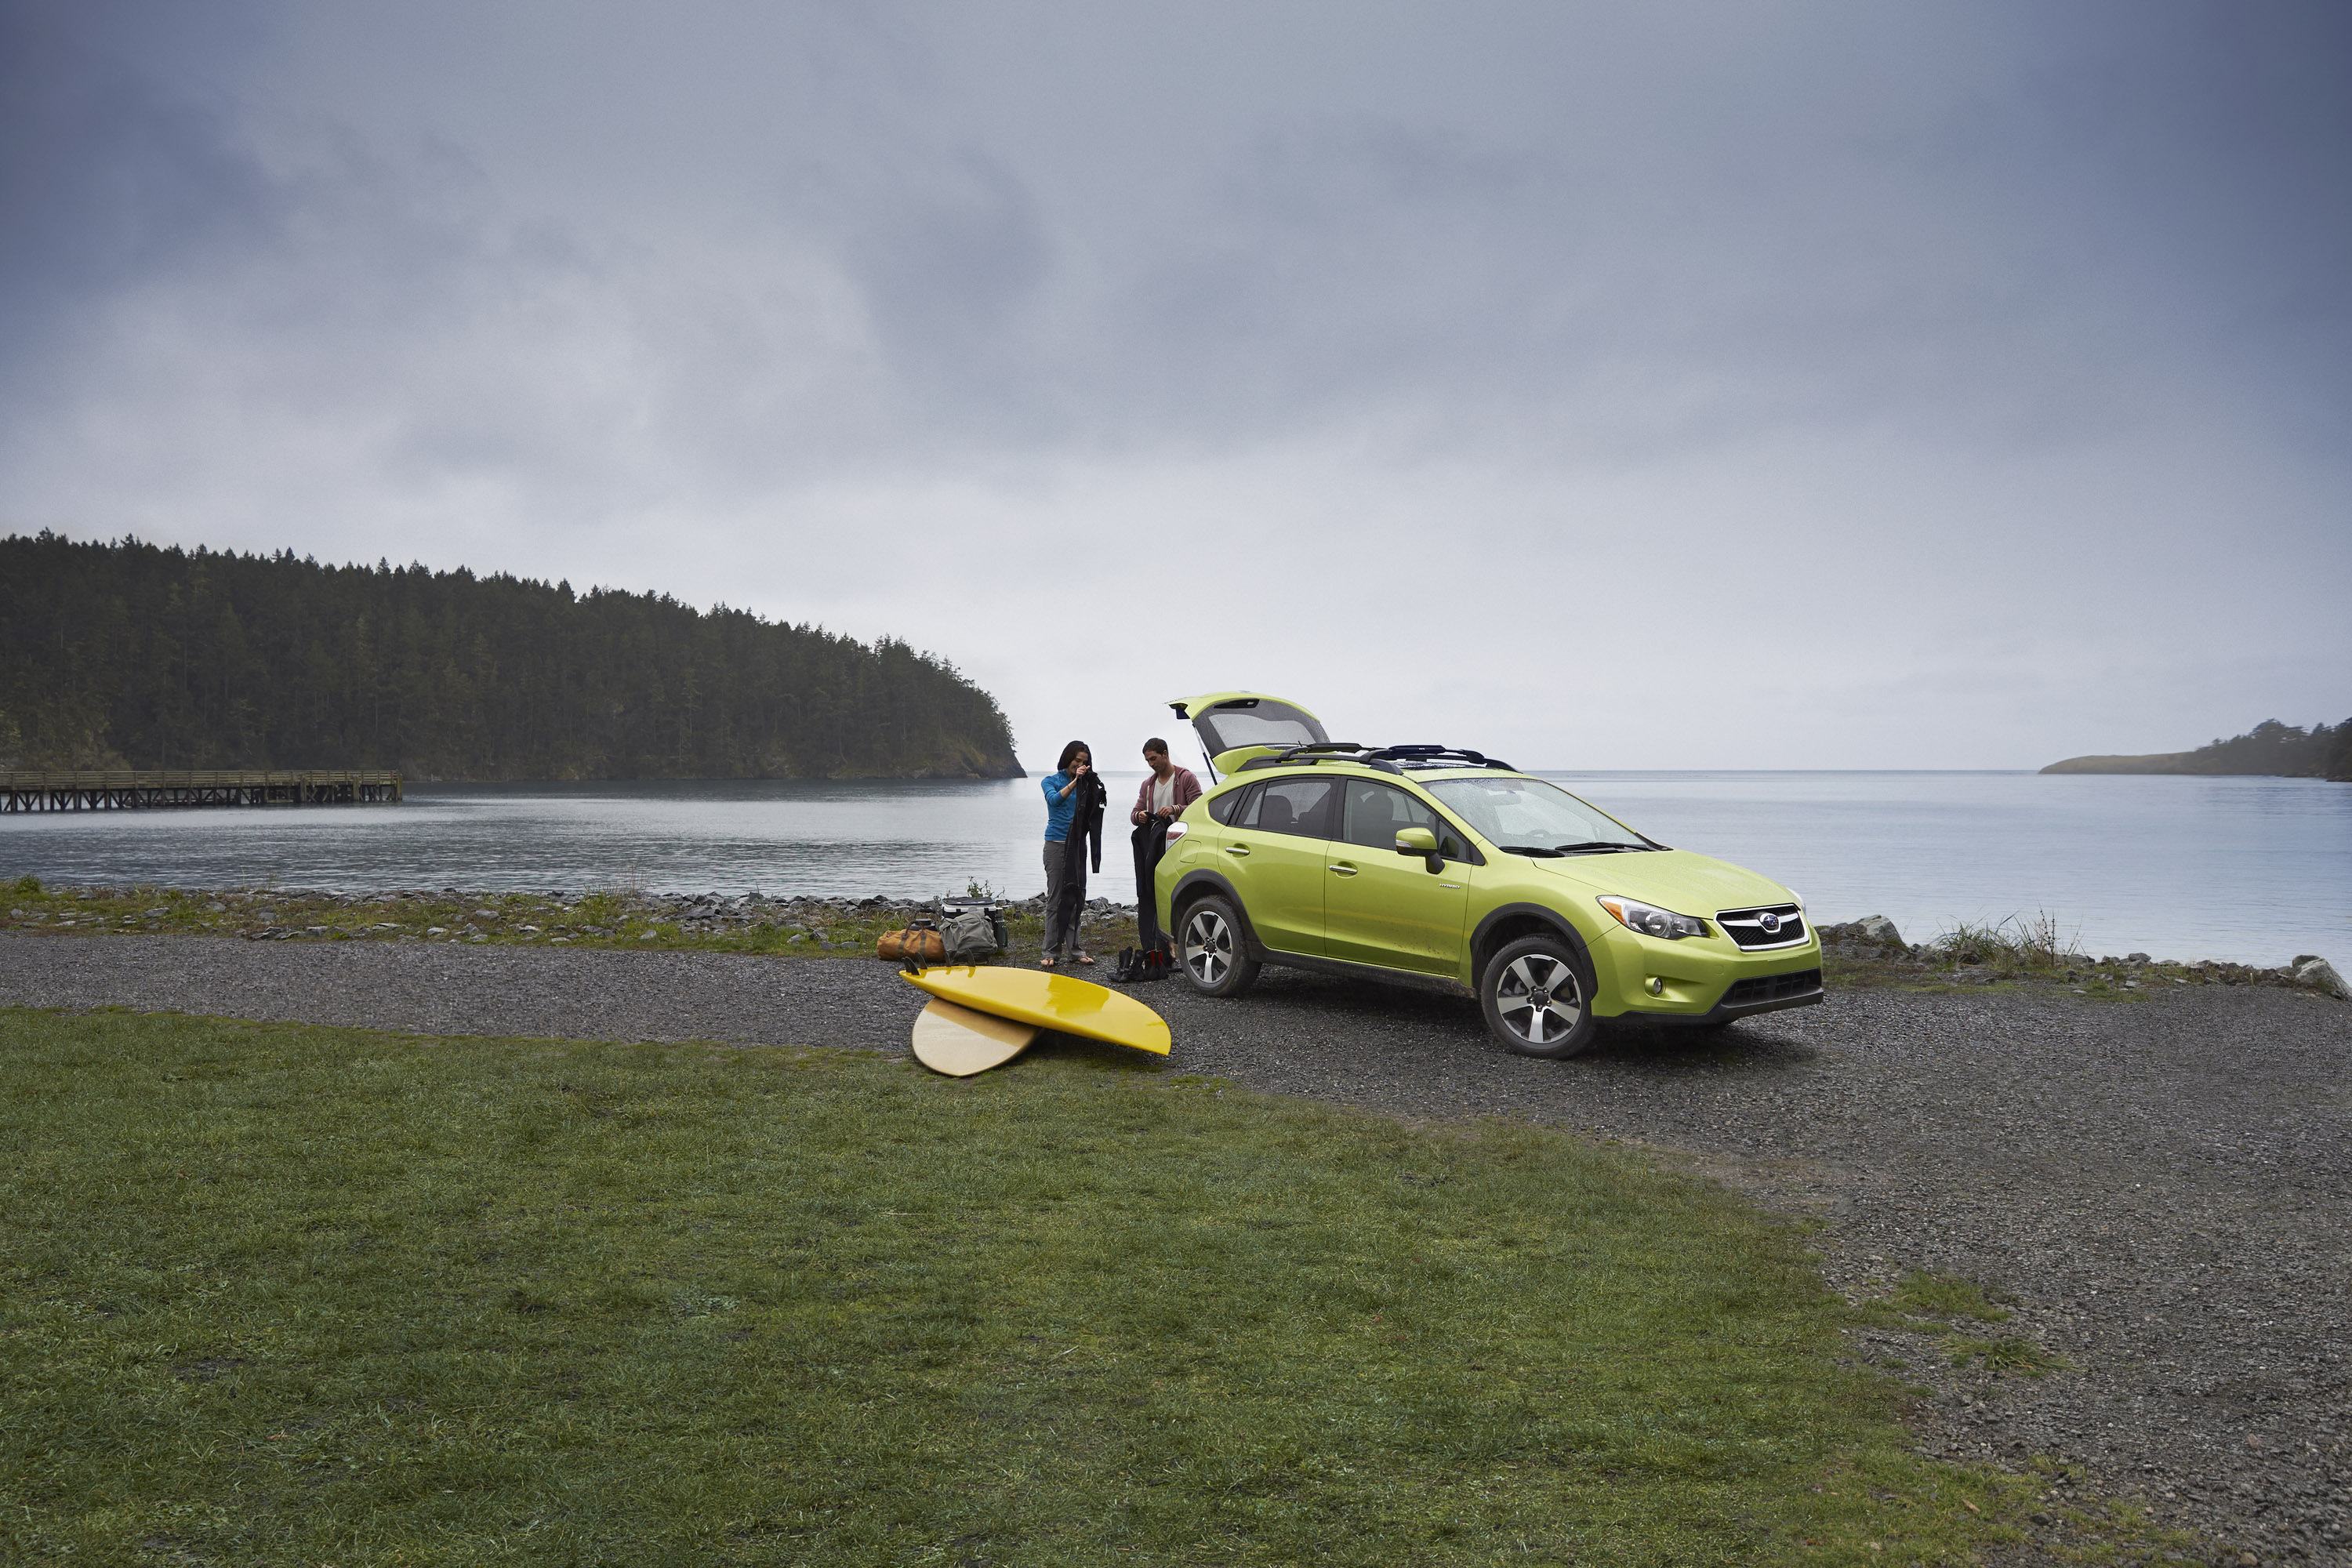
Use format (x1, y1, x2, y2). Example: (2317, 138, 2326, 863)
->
(0, 770, 404, 813)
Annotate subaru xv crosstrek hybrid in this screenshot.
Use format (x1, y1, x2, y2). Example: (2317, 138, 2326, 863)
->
(1154, 693, 1822, 1058)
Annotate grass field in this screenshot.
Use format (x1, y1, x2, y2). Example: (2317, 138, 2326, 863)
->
(1, 1007, 2185, 1565)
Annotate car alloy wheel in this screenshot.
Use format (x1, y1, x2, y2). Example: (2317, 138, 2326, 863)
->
(1185, 907, 1232, 984)
(1178, 894, 1260, 998)
(1480, 934, 1599, 1058)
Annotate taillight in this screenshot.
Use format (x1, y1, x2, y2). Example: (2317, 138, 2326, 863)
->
(1164, 822, 1189, 844)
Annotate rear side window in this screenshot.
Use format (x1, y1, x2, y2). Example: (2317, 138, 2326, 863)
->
(1233, 777, 1337, 839)
(1205, 786, 1252, 826)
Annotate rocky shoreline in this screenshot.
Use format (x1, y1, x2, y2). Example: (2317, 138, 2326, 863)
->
(0, 880, 1120, 953)
(1814, 915, 2352, 1004)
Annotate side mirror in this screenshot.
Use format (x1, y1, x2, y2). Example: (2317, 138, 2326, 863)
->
(1394, 827, 1443, 873)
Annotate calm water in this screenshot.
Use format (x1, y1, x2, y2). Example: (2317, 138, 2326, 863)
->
(2, 771, 2345, 966)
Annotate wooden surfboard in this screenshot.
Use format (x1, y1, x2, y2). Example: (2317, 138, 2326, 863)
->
(899, 966, 1173, 1057)
(909, 997, 1040, 1076)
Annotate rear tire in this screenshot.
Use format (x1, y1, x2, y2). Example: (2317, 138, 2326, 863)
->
(1178, 894, 1261, 998)
(1479, 935, 1600, 1058)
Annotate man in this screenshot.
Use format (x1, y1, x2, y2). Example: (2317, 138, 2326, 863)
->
(1130, 738, 1202, 956)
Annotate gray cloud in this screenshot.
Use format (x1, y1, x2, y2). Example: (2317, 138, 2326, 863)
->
(0, 0, 2344, 768)
(0, 2, 279, 369)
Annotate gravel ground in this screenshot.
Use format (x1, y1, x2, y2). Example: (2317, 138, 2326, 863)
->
(5, 931, 2347, 1565)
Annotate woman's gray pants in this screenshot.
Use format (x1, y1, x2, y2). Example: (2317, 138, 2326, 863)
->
(1042, 839, 1086, 957)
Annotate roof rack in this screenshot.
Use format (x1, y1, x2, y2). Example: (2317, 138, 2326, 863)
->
(1363, 745, 1519, 771)
(1232, 742, 1380, 772)
(1229, 742, 1519, 775)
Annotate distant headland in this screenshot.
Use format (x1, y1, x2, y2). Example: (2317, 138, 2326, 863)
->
(0, 532, 1024, 782)
(2043, 717, 2350, 781)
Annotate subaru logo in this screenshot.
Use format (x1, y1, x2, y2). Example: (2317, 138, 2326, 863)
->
(1758, 911, 1781, 934)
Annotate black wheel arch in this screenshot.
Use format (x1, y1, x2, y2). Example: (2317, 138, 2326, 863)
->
(1168, 869, 1267, 960)
(1470, 902, 1595, 984)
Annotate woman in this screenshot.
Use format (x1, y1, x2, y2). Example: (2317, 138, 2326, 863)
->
(1040, 740, 1106, 967)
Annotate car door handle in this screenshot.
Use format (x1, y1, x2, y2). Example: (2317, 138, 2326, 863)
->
(1329, 862, 1358, 877)
(1224, 845, 1250, 857)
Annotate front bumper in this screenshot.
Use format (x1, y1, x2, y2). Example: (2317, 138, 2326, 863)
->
(1589, 924, 1824, 1023)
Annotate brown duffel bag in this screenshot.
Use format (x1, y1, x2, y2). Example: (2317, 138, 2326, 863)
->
(877, 921, 946, 964)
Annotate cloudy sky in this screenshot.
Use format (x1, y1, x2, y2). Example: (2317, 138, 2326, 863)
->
(4, 1, 2347, 770)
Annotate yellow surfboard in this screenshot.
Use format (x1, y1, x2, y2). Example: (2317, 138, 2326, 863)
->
(900, 966, 1173, 1057)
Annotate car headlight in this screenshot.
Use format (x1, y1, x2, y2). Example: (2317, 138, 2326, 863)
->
(1596, 896, 1709, 940)
(1788, 889, 1804, 910)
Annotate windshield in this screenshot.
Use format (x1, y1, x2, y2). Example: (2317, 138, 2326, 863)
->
(1425, 777, 1648, 854)
(1192, 699, 1327, 757)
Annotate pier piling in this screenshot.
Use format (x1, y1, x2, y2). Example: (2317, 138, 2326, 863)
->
(0, 771, 404, 812)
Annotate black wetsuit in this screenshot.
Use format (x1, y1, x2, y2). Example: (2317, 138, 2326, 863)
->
(1132, 818, 1171, 954)
(1056, 771, 1108, 937)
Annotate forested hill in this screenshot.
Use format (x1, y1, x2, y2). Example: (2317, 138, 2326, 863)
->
(0, 533, 1023, 780)
(2042, 717, 2351, 782)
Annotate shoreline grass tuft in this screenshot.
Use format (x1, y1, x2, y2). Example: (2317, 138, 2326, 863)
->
(1929, 911, 2078, 974)
(1889, 1269, 2013, 1324)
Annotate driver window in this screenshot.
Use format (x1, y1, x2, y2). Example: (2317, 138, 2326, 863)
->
(1339, 781, 1436, 850)
(1339, 780, 1479, 862)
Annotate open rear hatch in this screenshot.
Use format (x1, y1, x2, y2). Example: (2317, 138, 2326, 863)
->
(1165, 692, 1330, 780)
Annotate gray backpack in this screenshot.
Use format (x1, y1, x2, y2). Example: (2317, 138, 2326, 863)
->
(939, 909, 999, 962)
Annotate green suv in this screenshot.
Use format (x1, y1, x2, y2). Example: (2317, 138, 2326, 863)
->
(1155, 693, 1822, 1058)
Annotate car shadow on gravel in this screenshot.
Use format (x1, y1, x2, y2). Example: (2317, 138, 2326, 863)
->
(1192, 967, 1822, 1076)
(1590, 1018, 1823, 1074)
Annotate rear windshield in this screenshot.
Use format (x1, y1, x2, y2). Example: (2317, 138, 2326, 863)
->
(1193, 699, 1327, 757)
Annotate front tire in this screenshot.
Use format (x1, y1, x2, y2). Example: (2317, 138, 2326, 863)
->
(1480, 935, 1600, 1058)
(1178, 894, 1261, 998)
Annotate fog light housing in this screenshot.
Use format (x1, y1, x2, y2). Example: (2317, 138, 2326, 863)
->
(1647, 977, 1665, 996)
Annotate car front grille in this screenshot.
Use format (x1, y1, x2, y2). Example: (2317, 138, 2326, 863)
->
(1716, 903, 1807, 949)
(1724, 968, 1823, 1007)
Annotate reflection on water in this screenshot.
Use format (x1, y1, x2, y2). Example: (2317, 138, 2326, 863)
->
(0, 777, 1059, 906)
(1, 771, 2345, 966)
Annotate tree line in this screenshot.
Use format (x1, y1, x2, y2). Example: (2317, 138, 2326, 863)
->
(2179, 718, 2352, 780)
(2043, 717, 2352, 782)
(0, 532, 1023, 780)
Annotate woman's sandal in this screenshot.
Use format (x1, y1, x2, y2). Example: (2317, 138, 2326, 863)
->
(1075, 952, 1094, 966)
(1040, 956, 1057, 968)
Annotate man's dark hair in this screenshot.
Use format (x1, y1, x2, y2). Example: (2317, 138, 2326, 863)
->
(1142, 737, 1170, 755)
(1057, 740, 1091, 771)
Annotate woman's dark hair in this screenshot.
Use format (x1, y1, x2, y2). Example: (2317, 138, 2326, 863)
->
(1057, 740, 1091, 771)
(1142, 737, 1171, 755)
